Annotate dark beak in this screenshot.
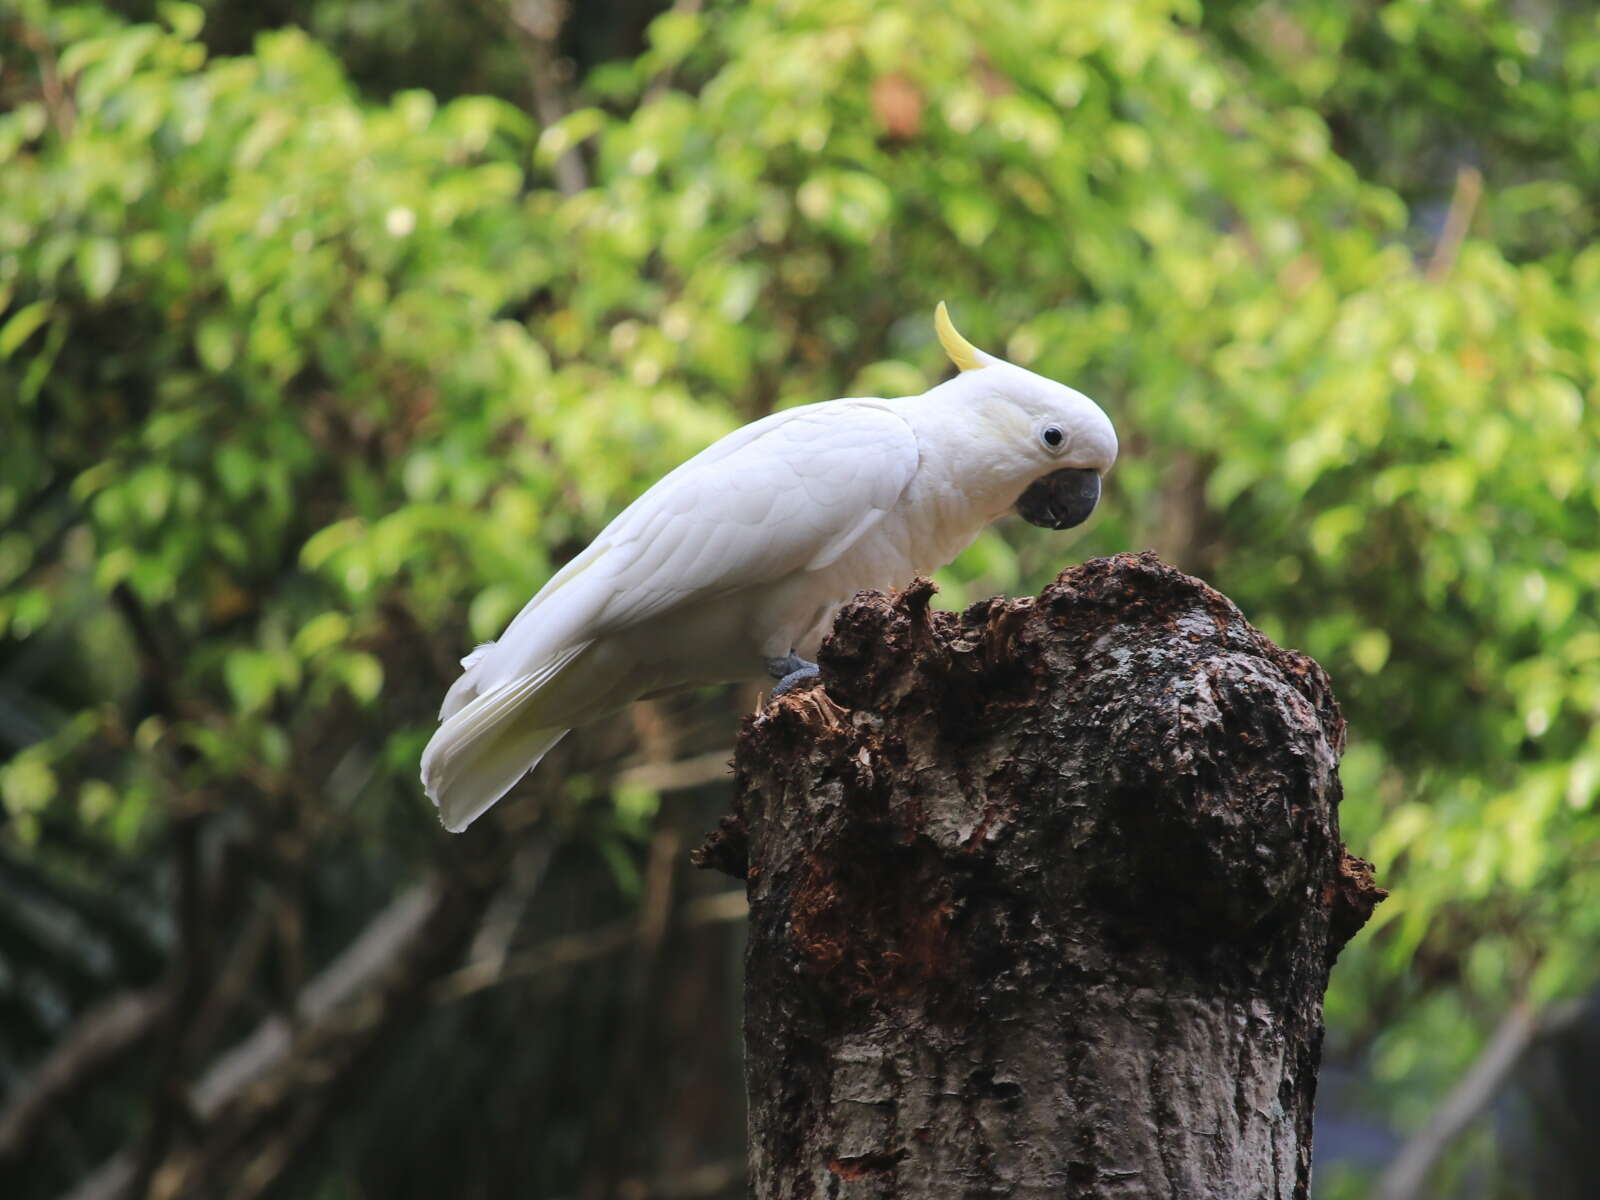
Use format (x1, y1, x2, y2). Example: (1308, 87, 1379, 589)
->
(1014, 468, 1101, 530)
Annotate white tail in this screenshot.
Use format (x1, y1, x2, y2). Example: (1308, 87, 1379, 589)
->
(420, 642, 590, 831)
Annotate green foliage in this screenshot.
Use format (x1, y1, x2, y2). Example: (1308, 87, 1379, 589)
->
(1206, 0, 1600, 260)
(2, 0, 1598, 1192)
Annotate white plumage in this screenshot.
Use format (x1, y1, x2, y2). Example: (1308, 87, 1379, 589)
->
(422, 305, 1117, 830)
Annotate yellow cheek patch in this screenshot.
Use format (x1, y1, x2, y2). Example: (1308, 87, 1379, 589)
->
(935, 301, 982, 372)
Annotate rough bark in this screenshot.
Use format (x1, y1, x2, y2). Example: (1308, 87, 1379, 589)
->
(696, 551, 1384, 1199)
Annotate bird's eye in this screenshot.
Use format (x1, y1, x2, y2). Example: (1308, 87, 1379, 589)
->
(1041, 425, 1064, 449)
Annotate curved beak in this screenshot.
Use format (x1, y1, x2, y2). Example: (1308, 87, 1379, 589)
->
(1014, 468, 1101, 530)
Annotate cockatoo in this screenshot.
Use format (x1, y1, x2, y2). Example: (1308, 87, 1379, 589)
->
(422, 304, 1117, 831)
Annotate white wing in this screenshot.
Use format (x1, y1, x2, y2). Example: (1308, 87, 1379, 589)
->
(444, 399, 919, 712)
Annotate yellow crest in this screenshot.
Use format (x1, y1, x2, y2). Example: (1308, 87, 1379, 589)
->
(934, 301, 982, 372)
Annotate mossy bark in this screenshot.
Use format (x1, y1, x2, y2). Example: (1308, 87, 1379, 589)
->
(697, 552, 1384, 1199)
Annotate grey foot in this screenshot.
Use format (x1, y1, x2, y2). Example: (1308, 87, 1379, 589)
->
(765, 653, 820, 696)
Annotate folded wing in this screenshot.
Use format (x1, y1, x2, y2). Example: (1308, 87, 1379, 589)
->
(445, 400, 920, 713)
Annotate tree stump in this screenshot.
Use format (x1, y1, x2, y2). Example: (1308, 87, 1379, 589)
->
(695, 551, 1384, 1199)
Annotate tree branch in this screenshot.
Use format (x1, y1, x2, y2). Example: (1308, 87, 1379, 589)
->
(432, 887, 748, 1004)
(189, 882, 440, 1114)
(615, 748, 735, 793)
(499, 0, 588, 194)
(1375, 998, 1540, 1200)
(1424, 165, 1484, 282)
(464, 837, 555, 978)
(56, 881, 448, 1200)
(0, 987, 169, 1160)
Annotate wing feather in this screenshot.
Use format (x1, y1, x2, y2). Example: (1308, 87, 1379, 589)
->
(462, 400, 919, 694)
(587, 402, 918, 632)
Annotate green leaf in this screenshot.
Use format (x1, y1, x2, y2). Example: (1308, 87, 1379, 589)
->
(159, 1, 204, 40)
(340, 652, 384, 705)
(1350, 629, 1391, 674)
(0, 752, 57, 816)
(0, 300, 52, 359)
(224, 650, 276, 714)
(195, 318, 236, 372)
(293, 612, 351, 658)
(648, 9, 702, 67)
(535, 108, 605, 167)
(76, 239, 122, 301)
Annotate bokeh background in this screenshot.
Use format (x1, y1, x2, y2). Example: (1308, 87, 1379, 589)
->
(3, 1, 1599, 1196)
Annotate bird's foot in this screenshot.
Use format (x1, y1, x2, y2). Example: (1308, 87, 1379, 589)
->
(765, 653, 820, 697)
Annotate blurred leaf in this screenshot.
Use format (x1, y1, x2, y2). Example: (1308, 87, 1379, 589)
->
(0, 300, 52, 359)
(75, 238, 121, 301)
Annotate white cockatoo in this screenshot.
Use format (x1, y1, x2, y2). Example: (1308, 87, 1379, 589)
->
(422, 304, 1117, 831)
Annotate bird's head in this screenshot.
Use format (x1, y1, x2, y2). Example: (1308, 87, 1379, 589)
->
(934, 302, 1118, 530)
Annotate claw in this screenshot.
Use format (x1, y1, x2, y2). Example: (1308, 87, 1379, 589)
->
(766, 653, 821, 696)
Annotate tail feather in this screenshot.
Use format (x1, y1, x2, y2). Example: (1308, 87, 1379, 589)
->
(421, 641, 590, 831)
(437, 642, 499, 719)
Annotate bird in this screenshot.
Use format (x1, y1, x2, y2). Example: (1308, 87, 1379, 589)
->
(421, 303, 1118, 831)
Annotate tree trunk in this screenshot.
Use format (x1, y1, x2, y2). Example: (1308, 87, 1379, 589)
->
(696, 552, 1384, 1199)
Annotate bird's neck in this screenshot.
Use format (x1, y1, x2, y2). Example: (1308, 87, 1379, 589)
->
(889, 389, 1033, 571)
